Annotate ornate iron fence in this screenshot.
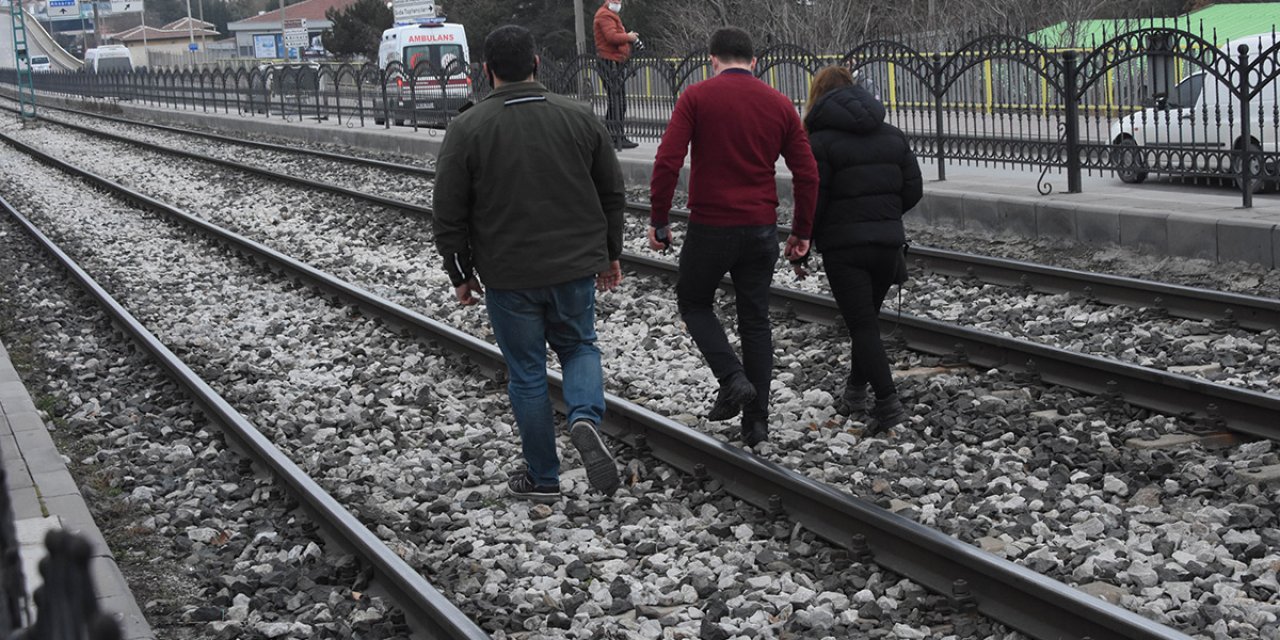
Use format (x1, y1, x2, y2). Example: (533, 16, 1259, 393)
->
(5, 26, 1280, 206)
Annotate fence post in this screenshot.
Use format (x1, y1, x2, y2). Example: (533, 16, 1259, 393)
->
(932, 53, 946, 181)
(1063, 50, 1082, 194)
(1238, 45, 1254, 209)
(381, 73, 391, 129)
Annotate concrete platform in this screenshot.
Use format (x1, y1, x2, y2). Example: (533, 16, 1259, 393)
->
(8, 88, 1280, 268)
(0, 338, 153, 639)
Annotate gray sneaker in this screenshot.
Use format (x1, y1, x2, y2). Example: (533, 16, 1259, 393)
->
(570, 420, 621, 495)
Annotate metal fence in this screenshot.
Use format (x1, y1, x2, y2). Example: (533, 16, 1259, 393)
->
(5, 26, 1280, 206)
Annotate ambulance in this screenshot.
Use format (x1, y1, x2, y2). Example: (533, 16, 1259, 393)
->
(375, 9, 471, 126)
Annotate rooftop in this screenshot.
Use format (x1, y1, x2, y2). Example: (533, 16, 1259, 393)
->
(227, 0, 357, 28)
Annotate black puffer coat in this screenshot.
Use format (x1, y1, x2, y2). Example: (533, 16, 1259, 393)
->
(805, 85, 922, 251)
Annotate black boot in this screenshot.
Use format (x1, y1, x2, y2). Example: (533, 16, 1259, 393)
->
(707, 372, 757, 421)
(870, 393, 908, 431)
(741, 416, 768, 448)
(836, 382, 868, 417)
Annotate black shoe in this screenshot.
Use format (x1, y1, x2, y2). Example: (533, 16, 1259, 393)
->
(707, 372, 757, 422)
(870, 393, 908, 430)
(836, 383, 868, 417)
(570, 420, 621, 495)
(619, 138, 639, 149)
(742, 417, 769, 448)
(508, 472, 561, 503)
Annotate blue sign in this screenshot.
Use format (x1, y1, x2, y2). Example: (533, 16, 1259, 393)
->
(188, 43, 198, 51)
(49, 0, 76, 6)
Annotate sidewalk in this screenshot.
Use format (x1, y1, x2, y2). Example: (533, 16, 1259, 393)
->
(0, 338, 153, 638)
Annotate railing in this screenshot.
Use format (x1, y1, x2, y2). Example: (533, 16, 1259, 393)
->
(5, 26, 1280, 206)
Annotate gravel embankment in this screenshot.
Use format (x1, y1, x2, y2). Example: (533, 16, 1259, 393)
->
(43, 109, 1280, 396)
(0, 207, 407, 636)
(0, 131, 1004, 639)
(38, 106, 432, 205)
(4, 114, 1279, 638)
(617, 216, 1280, 396)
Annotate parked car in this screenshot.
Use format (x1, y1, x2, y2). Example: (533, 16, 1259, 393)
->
(1109, 32, 1280, 191)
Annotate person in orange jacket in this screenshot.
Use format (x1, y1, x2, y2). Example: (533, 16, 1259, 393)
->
(593, 0, 640, 149)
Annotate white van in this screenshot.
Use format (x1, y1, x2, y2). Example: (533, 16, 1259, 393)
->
(29, 55, 51, 72)
(1110, 33, 1279, 189)
(375, 18, 471, 125)
(84, 45, 134, 73)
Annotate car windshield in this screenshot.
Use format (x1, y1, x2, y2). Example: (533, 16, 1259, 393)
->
(31, 56, 49, 64)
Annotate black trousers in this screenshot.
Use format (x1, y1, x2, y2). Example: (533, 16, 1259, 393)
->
(823, 245, 900, 400)
(677, 224, 779, 422)
(597, 59, 627, 142)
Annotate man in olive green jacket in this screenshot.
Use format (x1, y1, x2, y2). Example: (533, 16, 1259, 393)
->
(433, 25, 626, 503)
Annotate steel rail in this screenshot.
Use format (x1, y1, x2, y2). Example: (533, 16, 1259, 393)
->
(17, 109, 1280, 438)
(624, 203, 1280, 331)
(0, 126, 1195, 640)
(0, 188, 489, 640)
(6, 101, 434, 177)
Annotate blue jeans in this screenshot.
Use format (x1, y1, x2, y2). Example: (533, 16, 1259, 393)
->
(485, 276, 605, 486)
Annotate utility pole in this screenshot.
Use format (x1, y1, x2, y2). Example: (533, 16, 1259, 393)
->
(92, 0, 101, 47)
(573, 0, 584, 57)
(141, 6, 150, 68)
(185, 0, 195, 65)
(79, 3, 87, 54)
(197, 0, 205, 51)
(278, 0, 286, 59)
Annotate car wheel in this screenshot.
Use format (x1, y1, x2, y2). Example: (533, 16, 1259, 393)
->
(1234, 141, 1270, 194)
(1112, 138, 1148, 184)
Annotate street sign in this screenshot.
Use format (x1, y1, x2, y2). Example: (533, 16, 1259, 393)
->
(392, 0, 435, 23)
(188, 42, 198, 51)
(109, 0, 144, 13)
(283, 17, 308, 49)
(47, 0, 81, 22)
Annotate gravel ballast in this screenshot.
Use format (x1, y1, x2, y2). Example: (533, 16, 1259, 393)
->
(0, 129, 1013, 639)
(4, 113, 1280, 639)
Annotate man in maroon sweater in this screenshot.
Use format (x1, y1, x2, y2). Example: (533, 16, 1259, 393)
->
(648, 27, 818, 448)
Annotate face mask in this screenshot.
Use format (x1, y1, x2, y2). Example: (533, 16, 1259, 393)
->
(608, 3, 621, 12)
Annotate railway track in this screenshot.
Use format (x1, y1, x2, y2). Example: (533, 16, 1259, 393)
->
(22, 101, 1280, 323)
(16, 102, 1280, 328)
(0, 190, 489, 639)
(13, 101, 1280, 442)
(0, 110, 1195, 640)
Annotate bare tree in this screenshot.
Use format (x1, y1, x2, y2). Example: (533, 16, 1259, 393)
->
(647, 0, 1184, 54)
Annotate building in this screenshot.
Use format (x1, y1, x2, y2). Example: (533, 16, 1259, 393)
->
(105, 17, 219, 66)
(226, 0, 357, 59)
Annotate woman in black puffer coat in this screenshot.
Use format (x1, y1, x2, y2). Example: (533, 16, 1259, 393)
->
(803, 66, 922, 432)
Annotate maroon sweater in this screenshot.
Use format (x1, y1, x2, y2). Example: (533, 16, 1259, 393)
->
(650, 68, 819, 237)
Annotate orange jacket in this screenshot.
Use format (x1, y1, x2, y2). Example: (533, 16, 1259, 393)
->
(593, 3, 631, 62)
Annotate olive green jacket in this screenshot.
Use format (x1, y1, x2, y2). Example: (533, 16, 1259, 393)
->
(433, 81, 626, 290)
